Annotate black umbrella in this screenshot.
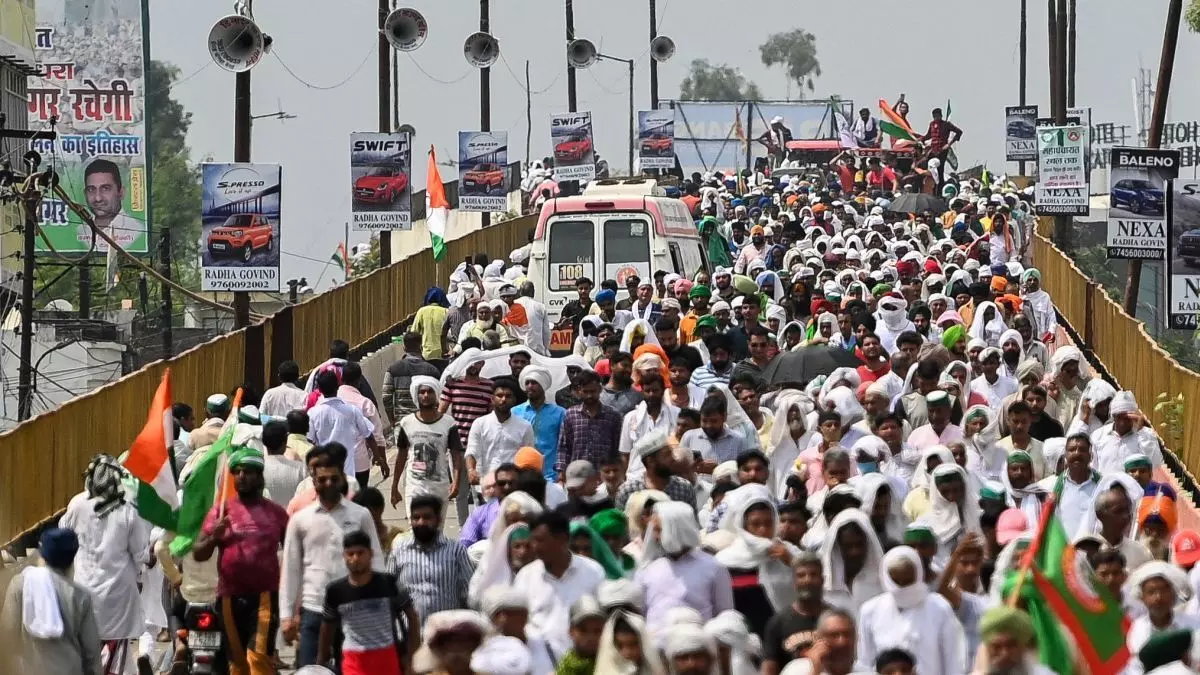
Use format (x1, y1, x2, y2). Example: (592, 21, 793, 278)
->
(889, 192, 947, 215)
(762, 345, 862, 387)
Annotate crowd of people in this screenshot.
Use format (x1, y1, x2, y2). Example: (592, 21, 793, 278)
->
(5, 112, 1199, 675)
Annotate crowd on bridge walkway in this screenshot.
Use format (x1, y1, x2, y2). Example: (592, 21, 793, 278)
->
(4, 104, 1200, 675)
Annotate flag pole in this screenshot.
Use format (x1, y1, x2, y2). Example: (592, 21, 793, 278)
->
(1006, 486, 1062, 608)
(217, 387, 245, 520)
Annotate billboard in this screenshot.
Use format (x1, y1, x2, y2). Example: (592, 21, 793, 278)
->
(458, 131, 508, 212)
(1166, 179, 1200, 329)
(350, 132, 411, 231)
(1005, 105, 1038, 161)
(1106, 148, 1178, 260)
(1035, 124, 1089, 216)
(200, 163, 281, 292)
(28, 0, 149, 255)
(550, 111, 595, 181)
(637, 110, 675, 170)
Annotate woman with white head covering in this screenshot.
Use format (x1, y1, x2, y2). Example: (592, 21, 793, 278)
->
(967, 301, 1007, 347)
(768, 391, 816, 499)
(573, 315, 605, 365)
(961, 405, 1005, 482)
(917, 463, 982, 565)
(593, 610, 667, 675)
(623, 489, 670, 564)
(857, 546, 965, 675)
(468, 523, 537, 608)
(853, 471, 908, 547)
(818, 509, 885, 616)
(704, 610, 762, 675)
(713, 485, 799, 637)
(467, 491, 543, 565)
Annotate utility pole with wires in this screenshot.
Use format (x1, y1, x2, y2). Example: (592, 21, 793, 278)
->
(377, 0, 393, 266)
(2, 130, 60, 421)
(525, 60, 532, 166)
(565, 0, 577, 112)
(480, 0, 491, 230)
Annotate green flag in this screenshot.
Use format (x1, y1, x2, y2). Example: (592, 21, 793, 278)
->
(168, 406, 238, 557)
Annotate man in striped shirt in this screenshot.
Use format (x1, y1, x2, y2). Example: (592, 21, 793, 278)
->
(690, 333, 735, 390)
(439, 360, 493, 523)
(388, 495, 474, 621)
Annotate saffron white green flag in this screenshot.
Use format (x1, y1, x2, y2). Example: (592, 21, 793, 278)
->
(427, 146, 450, 261)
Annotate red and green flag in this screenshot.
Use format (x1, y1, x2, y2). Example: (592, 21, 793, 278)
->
(1010, 484, 1131, 675)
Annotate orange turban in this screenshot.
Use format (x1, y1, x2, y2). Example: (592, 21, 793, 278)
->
(1139, 494, 1179, 534)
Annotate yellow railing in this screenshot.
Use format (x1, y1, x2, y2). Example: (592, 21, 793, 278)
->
(0, 214, 535, 545)
(1032, 230, 1199, 475)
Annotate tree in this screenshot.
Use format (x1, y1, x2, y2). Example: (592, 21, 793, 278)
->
(678, 59, 762, 101)
(1188, 0, 1200, 32)
(759, 29, 822, 98)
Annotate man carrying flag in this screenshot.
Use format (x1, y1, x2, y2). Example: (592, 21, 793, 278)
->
(193, 447, 289, 675)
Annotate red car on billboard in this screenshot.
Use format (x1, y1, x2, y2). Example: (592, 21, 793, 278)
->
(555, 133, 592, 163)
(462, 162, 505, 194)
(353, 166, 409, 205)
(207, 214, 274, 262)
(640, 133, 672, 156)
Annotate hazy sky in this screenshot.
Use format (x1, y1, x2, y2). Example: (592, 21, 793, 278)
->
(149, 0, 1200, 289)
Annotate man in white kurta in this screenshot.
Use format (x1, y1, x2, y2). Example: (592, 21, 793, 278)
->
(856, 546, 964, 675)
(59, 475, 149, 659)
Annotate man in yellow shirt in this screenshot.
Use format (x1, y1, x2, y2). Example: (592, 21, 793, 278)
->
(413, 286, 450, 359)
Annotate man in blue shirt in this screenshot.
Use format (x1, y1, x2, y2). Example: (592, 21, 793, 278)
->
(513, 365, 567, 481)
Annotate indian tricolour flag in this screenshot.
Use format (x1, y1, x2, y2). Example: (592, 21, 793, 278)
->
(121, 370, 178, 530)
(878, 98, 917, 142)
(427, 145, 450, 261)
(331, 241, 349, 278)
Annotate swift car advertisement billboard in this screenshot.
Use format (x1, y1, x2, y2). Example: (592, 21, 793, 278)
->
(350, 132, 412, 231)
(550, 111, 596, 181)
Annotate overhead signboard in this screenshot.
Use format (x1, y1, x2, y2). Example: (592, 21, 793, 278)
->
(637, 110, 675, 170)
(350, 132, 412, 231)
(200, 163, 282, 291)
(458, 131, 509, 212)
(1005, 105, 1038, 161)
(1035, 124, 1089, 216)
(1107, 147, 1178, 260)
(1166, 179, 1200, 329)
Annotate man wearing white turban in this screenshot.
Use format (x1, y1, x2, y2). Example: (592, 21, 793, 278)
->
(479, 585, 556, 674)
(1090, 390, 1163, 474)
(470, 635, 533, 675)
(637, 501, 734, 637)
(856, 546, 964, 675)
(663, 623, 719, 675)
(392, 375, 462, 522)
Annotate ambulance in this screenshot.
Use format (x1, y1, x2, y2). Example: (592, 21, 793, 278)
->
(525, 178, 709, 353)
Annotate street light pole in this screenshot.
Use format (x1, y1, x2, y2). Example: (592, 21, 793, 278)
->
(596, 54, 635, 176)
(377, 0, 393, 266)
(233, 67, 252, 328)
(1018, 0, 1027, 176)
(565, 0, 577, 112)
(480, 0, 492, 228)
(648, 0, 659, 109)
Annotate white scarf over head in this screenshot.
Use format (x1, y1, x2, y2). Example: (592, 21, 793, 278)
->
(713, 485, 799, 612)
(922, 464, 982, 544)
(967, 301, 1007, 347)
(818, 509, 885, 612)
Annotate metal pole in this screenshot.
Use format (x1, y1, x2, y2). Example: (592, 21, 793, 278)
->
(1019, 0, 1028, 176)
(649, 0, 659, 109)
(525, 60, 532, 166)
(378, 0, 393, 266)
(160, 210, 173, 357)
(1124, 0, 1183, 316)
(17, 194, 36, 421)
(1047, 0, 1058, 119)
(1067, 0, 1076, 107)
(481, 0, 491, 229)
(233, 69, 252, 328)
(1052, 0, 1069, 245)
(566, 0, 577, 112)
(628, 59, 635, 176)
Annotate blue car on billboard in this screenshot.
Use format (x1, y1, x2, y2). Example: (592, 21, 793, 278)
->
(1112, 178, 1165, 215)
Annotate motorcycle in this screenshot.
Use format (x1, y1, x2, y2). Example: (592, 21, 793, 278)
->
(171, 602, 225, 675)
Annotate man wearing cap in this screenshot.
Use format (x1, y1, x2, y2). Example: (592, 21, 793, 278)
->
(906, 391, 963, 450)
(186, 393, 234, 460)
(1126, 453, 1178, 502)
(393, 376, 463, 520)
(1092, 390, 1164, 474)
(478, 585, 556, 674)
(614, 430, 698, 512)
(1127, 562, 1200, 668)
(976, 606, 1057, 674)
(679, 285, 712, 345)
(194, 447, 290, 675)
(0, 528, 101, 675)
(629, 278, 662, 324)
(734, 225, 769, 275)
(1138, 628, 1195, 675)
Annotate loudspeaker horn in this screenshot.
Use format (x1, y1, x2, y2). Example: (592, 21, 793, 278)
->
(650, 35, 675, 63)
(207, 14, 267, 72)
(464, 32, 499, 68)
(567, 38, 598, 69)
(383, 7, 427, 52)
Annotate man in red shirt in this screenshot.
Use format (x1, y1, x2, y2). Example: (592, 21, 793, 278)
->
(856, 333, 892, 384)
(921, 107, 962, 185)
(195, 447, 290, 675)
(866, 158, 898, 192)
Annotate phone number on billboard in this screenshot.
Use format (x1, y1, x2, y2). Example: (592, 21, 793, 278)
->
(1107, 247, 1164, 260)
